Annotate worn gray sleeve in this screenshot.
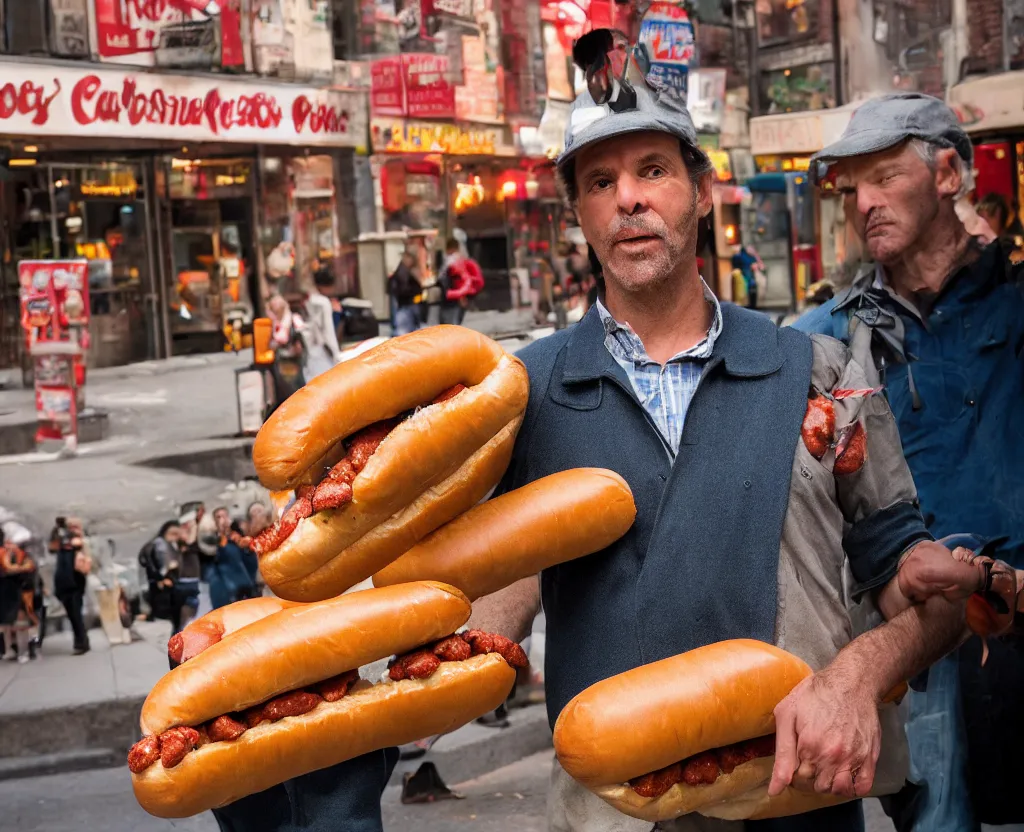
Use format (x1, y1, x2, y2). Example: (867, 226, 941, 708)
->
(809, 334, 933, 596)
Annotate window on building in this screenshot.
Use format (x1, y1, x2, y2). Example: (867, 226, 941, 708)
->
(756, 0, 822, 46)
(759, 61, 835, 114)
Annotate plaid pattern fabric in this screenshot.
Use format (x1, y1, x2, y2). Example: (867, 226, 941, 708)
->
(595, 282, 723, 454)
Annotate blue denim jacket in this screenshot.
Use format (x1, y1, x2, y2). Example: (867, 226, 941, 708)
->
(793, 241, 1024, 830)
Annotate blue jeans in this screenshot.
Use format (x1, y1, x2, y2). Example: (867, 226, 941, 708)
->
(903, 651, 977, 831)
(212, 747, 398, 832)
(394, 305, 420, 336)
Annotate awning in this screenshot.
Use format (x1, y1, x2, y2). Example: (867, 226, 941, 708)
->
(947, 71, 1024, 134)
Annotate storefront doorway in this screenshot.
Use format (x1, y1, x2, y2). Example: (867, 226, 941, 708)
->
(0, 159, 158, 374)
(159, 157, 258, 356)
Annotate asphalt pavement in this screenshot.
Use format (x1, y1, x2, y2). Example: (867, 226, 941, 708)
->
(0, 751, 897, 832)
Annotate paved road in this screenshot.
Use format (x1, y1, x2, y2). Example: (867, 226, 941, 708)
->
(0, 751, 895, 832)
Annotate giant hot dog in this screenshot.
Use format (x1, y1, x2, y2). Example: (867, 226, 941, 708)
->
(372, 468, 637, 601)
(554, 640, 904, 822)
(553, 640, 817, 822)
(129, 581, 523, 818)
(251, 326, 529, 602)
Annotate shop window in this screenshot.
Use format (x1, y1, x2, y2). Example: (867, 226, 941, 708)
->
(759, 61, 835, 114)
(381, 158, 445, 233)
(756, 0, 823, 46)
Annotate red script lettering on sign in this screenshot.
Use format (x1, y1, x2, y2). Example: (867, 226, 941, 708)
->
(71, 75, 285, 135)
(0, 80, 62, 126)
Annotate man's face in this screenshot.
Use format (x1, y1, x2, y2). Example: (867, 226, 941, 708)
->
(573, 131, 711, 294)
(833, 143, 960, 264)
(214, 509, 230, 533)
(165, 526, 181, 545)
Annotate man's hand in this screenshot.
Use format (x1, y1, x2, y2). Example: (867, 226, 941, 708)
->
(768, 668, 881, 800)
(897, 541, 987, 603)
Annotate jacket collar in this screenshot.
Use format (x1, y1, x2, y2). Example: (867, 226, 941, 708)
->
(561, 302, 784, 386)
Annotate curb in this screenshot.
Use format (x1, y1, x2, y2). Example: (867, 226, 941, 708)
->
(0, 699, 552, 786)
(0, 697, 145, 782)
(390, 704, 553, 788)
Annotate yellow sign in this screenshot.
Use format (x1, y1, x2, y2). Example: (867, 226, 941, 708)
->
(371, 119, 505, 156)
(80, 183, 136, 197)
(707, 149, 732, 182)
(755, 155, 811, 173)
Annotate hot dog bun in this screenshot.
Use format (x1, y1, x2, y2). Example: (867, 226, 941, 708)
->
(553, 640, 812, 822)
(141, 581, 470, 736)
(133, 652, 514, 819)
(168, 597, 300, 666)
(251, 327, 529, 601)
(270, 416, 522, 602)
(373, 469, 636, 601)
(699, 784, 851, 821)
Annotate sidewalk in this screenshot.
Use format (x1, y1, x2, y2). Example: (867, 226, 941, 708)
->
(0, 617, 552, 784)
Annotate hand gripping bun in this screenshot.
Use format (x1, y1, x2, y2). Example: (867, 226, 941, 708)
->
(373, 469, 636, 600)
(251, 327, 529, 601)
(140, 581, 470, 736)
(553, 640, 812, 822)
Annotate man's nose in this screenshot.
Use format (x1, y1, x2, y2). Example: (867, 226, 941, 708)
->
(615, 173, 649, 215)
(856, 184, 882, 218)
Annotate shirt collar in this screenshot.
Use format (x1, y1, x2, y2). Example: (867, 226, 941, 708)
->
(594, 278, 723, 363)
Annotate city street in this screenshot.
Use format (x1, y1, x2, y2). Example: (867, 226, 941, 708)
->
(0, 751, 897, 832)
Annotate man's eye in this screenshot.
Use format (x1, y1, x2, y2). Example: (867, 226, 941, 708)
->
(880, 173, 899, 184)
(591, 178, 612, 191)
(647, 167, 665, 178)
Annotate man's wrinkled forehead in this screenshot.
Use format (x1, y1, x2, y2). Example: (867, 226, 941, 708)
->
(829, 142, 921, 189)
(576, 129, 682, 174)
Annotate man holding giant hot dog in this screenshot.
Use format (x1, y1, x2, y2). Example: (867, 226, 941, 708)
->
(466, 29, 975, 832)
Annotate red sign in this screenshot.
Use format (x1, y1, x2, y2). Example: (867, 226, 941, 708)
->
(0, 64, 367, 148)
(402, 54, 456, 119)
(371, 57, 406, 117)
(93, 0, 246, 67)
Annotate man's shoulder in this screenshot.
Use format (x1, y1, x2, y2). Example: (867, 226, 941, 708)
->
(790, 298, 845, 338)
(515, 327, 575, 376)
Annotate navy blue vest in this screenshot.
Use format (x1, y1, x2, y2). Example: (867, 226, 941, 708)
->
(507, 304, 814, 728)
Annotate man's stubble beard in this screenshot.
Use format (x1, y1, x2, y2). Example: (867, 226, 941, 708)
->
(601, 190, 700, 296)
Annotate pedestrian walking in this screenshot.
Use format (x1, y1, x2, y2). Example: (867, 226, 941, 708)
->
(387, 252, 423, 336)
(793, 92, 1024, 832)
(302, 269, 343, 380)
(0, 528, 38, 663)
(266, 294, 306, 406)
(139, 520, 184, 636)
(50, 516, 90, 655)
(208, 506, 256, 609)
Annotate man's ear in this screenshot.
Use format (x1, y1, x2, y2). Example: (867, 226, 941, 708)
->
(697, 172, 714, 218)
(933, 148, 962, 199)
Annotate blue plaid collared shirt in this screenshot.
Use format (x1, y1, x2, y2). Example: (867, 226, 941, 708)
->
(596, 282, 723, 455)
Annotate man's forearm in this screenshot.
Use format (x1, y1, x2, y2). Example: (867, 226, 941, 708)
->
(828, 596, 967, 702)
(466, 575, 540, 644)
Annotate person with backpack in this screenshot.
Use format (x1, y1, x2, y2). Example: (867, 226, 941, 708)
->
(438, 238, 483, 325)
(793, 93, 1024, 832)
(266, 294, 306, 407)
(139, 521, 184, 635)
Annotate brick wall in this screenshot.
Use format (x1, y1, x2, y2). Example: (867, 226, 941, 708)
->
(967, 0, 1005, 73)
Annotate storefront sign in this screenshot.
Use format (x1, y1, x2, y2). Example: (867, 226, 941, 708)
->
(371, 118, 513, 155)
(687, 69, 727, 134)
(371, 56, 406, 116)
(0, 64, 368, 148)
(92, 0, 247, 69)
(639, 2, 696, 102)
(402, 53, 456, 119)
(455, 35, 501, 123)
(948, 70, 1024, 134)
(750, 111, 823, 155)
